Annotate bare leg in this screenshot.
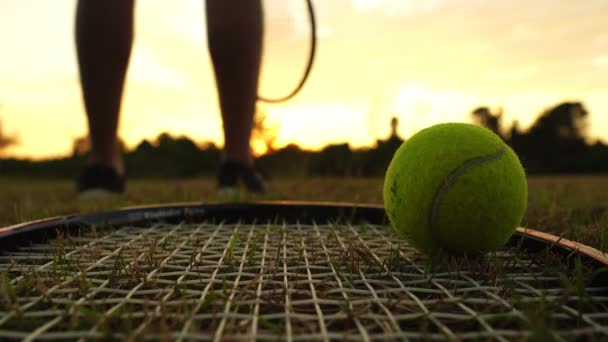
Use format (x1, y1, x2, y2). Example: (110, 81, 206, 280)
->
(75, 0, 134, 176)
(206, 0, 263, 166)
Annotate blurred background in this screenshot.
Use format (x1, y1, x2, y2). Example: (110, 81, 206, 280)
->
(1, 0, 607, 178)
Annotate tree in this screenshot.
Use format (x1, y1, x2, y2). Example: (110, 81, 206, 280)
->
(390, 117, 399, 137)
(0, 116, 18, 155)
(252, 110, 278, 155)
(71, 135, 126, 157)
(512, 101, 590, 173)
(309, 143, 353, 176)
(528, 102, 588, 141)
(360, 117, 404, 176)
(471, 106, 503, 137)
(72, 135, 91, 157)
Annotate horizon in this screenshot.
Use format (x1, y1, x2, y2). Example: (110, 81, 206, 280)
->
(1, 0, 607, 159)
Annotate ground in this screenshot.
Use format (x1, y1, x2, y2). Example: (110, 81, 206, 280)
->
(1, 175, 607, 252)
(1, 175, 607, 339)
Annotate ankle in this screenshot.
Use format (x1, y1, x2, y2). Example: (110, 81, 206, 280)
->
(88, 154, 124, 176)
(224, 154, 253, 167)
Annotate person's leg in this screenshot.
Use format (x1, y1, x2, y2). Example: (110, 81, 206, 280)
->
(206, 0, 263, 167)
(75, 0, 135, 177)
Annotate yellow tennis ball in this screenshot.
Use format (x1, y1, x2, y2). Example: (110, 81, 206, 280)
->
(383, 123, 527, 254)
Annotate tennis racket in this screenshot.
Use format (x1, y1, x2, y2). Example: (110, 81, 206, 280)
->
(258, 0, 317, 103)
(0, 202, 607, 341)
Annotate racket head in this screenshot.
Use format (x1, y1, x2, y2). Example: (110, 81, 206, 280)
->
(1, 201, 607, 340)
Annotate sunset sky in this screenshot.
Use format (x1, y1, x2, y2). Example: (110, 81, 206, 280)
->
(1, 0, 607, 159)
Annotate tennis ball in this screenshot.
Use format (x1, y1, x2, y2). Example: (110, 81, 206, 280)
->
(383, 123, 527, 254)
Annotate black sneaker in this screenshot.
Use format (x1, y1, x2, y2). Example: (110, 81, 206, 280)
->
(77, 164, 125, 198)
(217, 161, 268, 195)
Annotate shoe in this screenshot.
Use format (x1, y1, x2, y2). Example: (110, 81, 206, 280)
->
(77, 164, 125, 199)
(217, 161, 268, 195)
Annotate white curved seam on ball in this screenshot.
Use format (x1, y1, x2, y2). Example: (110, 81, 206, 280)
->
(428, 147, 507, 241)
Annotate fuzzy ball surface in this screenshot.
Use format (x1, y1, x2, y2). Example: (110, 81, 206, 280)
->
(383, 123, 527, 254)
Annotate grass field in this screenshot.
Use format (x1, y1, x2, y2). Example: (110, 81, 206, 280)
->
(1, 175, 607, 252)
(1, 175, 607, 340)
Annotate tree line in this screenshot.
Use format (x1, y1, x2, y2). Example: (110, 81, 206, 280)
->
(1, 100, 607, 178)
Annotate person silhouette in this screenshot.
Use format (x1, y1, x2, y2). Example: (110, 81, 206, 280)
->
(75, 0, 267, 197)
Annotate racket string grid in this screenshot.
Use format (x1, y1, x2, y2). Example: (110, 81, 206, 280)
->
(0, 221, 607, 341)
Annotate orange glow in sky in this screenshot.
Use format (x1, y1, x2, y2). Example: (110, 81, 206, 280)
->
(1, 0, 607, 158)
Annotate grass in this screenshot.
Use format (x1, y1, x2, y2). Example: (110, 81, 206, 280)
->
(1, 175, 607, 251)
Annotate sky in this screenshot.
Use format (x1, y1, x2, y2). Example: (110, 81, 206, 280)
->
(0, 0, 607, 158)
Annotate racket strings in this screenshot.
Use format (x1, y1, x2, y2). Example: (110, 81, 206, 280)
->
(0, 221, 607, 340)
